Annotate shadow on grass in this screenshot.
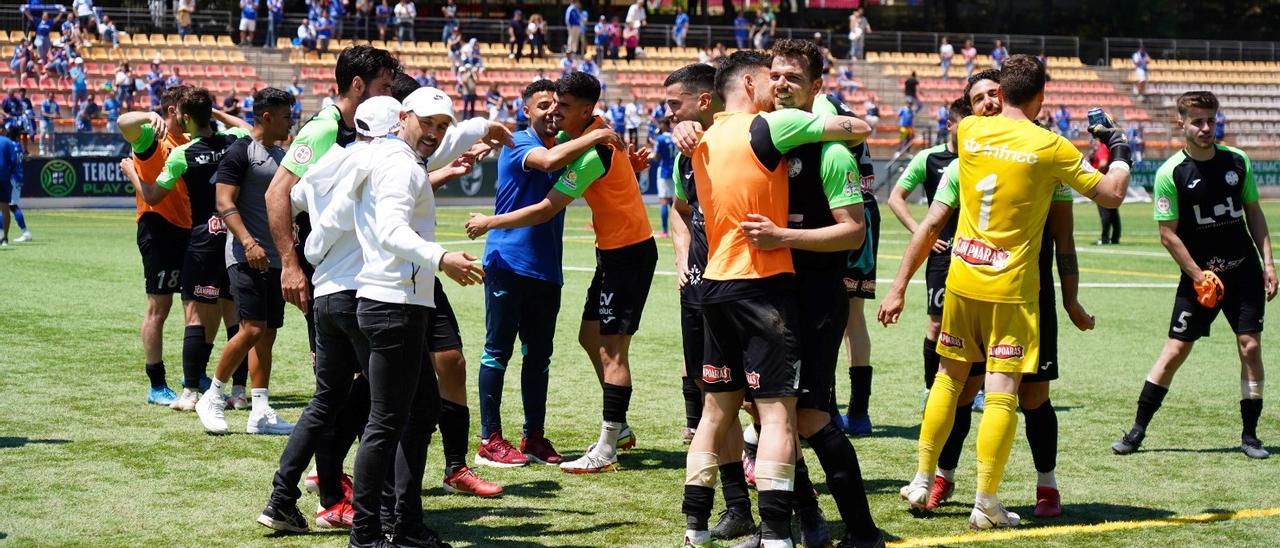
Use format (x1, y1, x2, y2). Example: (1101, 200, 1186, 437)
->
(261, 394, 312, 410)
(863, 423, 919, 441)
(613, 448, 688, 471)
(1008, 502, 1176, 526)
(0, 437, 71, 449)
(1139, 446, 1260, 455)
(262, 529, 349, 539)
(425, 479, 563, 500)
(428, 504, 631, 547)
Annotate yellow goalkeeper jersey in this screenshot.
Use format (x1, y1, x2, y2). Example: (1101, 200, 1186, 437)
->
(949, 114, 1103, 303)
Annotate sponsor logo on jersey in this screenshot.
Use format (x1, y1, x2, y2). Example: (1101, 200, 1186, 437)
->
(1156, 196, 1172, 214)
(745, 371, 761, 390)
(787, 157, 802, 178)
(844, 171, 858, 196)
(207, 214, 227, 234)
(291, 144, 314, 165)
(952, 237, 1010, 269)
(1206, 256, 1246, 273)
(860, 174, 875, 193)
(1225, 170, 1239, 186)
(938, 332, 964, 349)
(990, 343, 1025, 360)
(194, 285, 220, 299)
(1080, 156, 1097, 173)
(562, 169, 578, 190)
(702, 364, 732, 384)
(963, 139, 1039, 165)
(843, 277, 857, 290)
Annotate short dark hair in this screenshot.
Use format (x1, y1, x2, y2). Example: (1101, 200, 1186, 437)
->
(159, 84, 189, 114)
(963, 68, 1000, 100)
(178, 87, 214, 127)
(949, 96, 971, 121)
(998, 54, 1046, 107)
(1176, 91, 1219, 117)
(663, 63, 716, 93)
(770, 38, 822, 82)
(555, 71, 602, 104)
(335, 45, 401, 95)
(391, 71, 420, 102)
(714, 50, 772, 100)
(253, 87, 295, 119)
(522, 78, 556, 100)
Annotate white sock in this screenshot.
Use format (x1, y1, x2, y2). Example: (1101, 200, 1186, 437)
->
(912, 471, 930, 486)
(209, 378, 226, 396)
(592, 421, 621, 458)
(975, 491, 999, 507)
(1037, 471, 1057, 489)
(685, 529, 710, 544)
(251, 388, 269, 414)
(937, 468, 956, 482)
(760, 539, 793, 548)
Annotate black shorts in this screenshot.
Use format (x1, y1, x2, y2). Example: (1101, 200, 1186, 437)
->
(582, 238, 658, 336)
(1024, 302, 1059, 382)
(136, 212, 189, 295)
(430, 277, 463, 352)
(228, 263, 286, 328)
(180, 224, 230, 304)
(795, 271, 849, 410)
(844, 196, 879, 299)
(681, 304, 704, 376)
(1168, 266, 1265, 341)
(924, 258, 949, 317)
(701, 290, 802, 399)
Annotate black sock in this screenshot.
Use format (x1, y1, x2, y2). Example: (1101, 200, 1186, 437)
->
(602, 383, 632, 424)
(1241, 399, 1263, 440)
(145, 361, 166, 389)
(923, 338, 940, 390)
(1022, 399, 1058, 474)
(682, 376, 703, 429)
(439, 400, 469, 476)
(793, 458, 817, 511)
(849, 366, 873, 418)
(1134, 381, 1169, 431)
(227, 324, 248, 386)
(757, 490, 793, 541)
(806, 421, 877, 538)
(719, 462, 751, 515)
(938, 402, 972, 472)
(682, 484, 715, 531)
(181, 325, 212, 389)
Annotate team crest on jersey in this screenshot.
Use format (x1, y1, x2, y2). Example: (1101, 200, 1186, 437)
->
(745, 371, 761, 389)
(207, 214, 227, 234)
(1225, 171, 1239, 186)
(953, 237, 1010, 269)
(1080, 156, 1097, 173)
(562, 169, 578, 190)
(1156, 196, 1172, 214)
(990, 343, 1025, 360)
(787, 158, 802, 178)
(291, 144, 314, 165)
(939, 332, 964, 349)
(843, 172, 858, 196)
(702, 364, 732, 384)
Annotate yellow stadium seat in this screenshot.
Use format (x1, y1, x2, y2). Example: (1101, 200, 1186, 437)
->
(217, 35, 234, 47)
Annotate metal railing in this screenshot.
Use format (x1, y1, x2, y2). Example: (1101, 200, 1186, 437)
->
(862, 30, 1081, 60)
(1104, 36, 1280, 63)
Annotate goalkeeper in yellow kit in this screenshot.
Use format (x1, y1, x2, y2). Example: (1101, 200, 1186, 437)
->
(877, 54, 1133, 529)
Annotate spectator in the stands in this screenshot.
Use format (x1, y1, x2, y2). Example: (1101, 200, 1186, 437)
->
(462, 37, 483, 69)
(934, 103, 949, 145)
(44, 46, 69, 82)
(593, 15, 609, 64)
(697, 47, 711, 64)
(70, 57, 87, 112)
(528, 13, 546, 60)
(991, 38, 1008, 70)
(514, 93, 528, 130)
(939, 37, 954, 82)
(1214, 111, 1226, 143)
(113, 61, 134, 111)
(836, 64, 857, 96)
(962, 39, 977, 78)
(241, 88, 255, 124)
(394, 0, 415, 45)
(329, 0, 345, 40)
(623, 24, 639, 63)
(864, 92, 880, 137)
(103, 91, 119, 132)
(423, 69, 438, 88)
(239, 0, 257, 45)
(2, 89, 23, 126)
(565, 0, 584, 54)
(485, 87, 503, 121)
(441, 0, 458, 45)
(315, 11, 334, 52)
(506, 9, 527, 61)
(752, 4, 776, 50)
(375, 0, 391, 41)
(575, 2, 590, 56)
(1129, 125, 1145, 161)
(1054, 104, 1072, 137)
(714, 42, 728, 58)
(75, 92, 98, 133)
(580, 55, 599, 79)
(176, 0, 195, 38)
(353, 0, 371, 41)
(99, 15, 119, 50)
(734, 11, 750, 50)
(33, 11, 61, 63)
(296, 18, 317, 53)
(672, 6, 689, 47)
(460, 63, 478, 118)
(560, 51, 576, 78)
(72, 0, 96, 34)
(534, 68, 548, 82)
(167, 67, 183, 89)
(626, 0, 647, 30)
(38, 93, 57, 155)
(286, 75, 304, 98)
(10, 40, 33, 85)
(608, 17, 623, 60)
(624, 96, 643, 144)
(266, 0, 283, 47)
(319, 86, 337, 110)
(904, 70, 920, 113)
(1132, 46, 1150, 96)
(848, 8, 869, 59)
(897, 100, 914, 149)
(609, 98, 625, 135)
(146, 59, 165, 107)
(223, 92, 241, 118)
(446, 26, 463, 70)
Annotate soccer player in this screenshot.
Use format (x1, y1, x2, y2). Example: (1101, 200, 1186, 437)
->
(669, 50, 870, 547)
(877, 54, 1131, 529)
(651, 118, 675, 238)
(197, 88, 297, 435)
(0, 126, 23, 247)
(836, 113, 881, 437)
(346, 87, 486, 548)
(664, 61, 756, 541)
(134, 88, 255, 412)
(475, 79, 624, 470)
(1112, 91, 1277, 459)
(466, 71, 657, 474)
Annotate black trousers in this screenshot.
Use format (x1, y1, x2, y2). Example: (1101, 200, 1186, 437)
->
(268, 290, 372, 509)
(351, 298, 441, 541)
(1098, 205, 1121, 244)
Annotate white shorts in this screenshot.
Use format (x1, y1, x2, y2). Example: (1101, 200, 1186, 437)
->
(657, 177, 673, 199)
(240, 18, 257, 32)
(1135, 68, 1148, 82)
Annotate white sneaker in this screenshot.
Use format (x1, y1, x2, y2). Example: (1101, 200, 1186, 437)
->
(196, 391, 229, 434)
(559, 450, 618, 474)
(247, 408, 294, 435)
(900, 479, 930, 510)
(228, 386, 249, 410)
(169, 388, 200, 412)
(969, 500, 1020, 530)
(15, 231, 31, 243)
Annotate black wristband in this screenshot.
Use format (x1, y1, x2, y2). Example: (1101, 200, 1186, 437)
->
(1108, 142, 1132, 166)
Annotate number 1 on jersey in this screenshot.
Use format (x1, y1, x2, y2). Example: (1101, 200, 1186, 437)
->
(976, 173, 997, 230)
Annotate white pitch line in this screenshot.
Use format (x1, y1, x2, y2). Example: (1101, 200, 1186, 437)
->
(559, 266, 1176, 289)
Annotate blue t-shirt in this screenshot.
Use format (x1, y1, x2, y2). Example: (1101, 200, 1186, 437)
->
(674, 13, 689, 32)
(484, 128, 566, 284)
(565, 5, 581, 27)
(269, 0, 283, 21)
(898, 106, 913, 127)
(241, 0, 256, 20)
(608, 104, 626, 130)
(71, 67, 87, 92)
(655, 132, 674, 178)
(36, 19, 53, 39)
(0, 137, 21, 183)
(936, 107, 948, 130)
(734, 16, 749, 39)
(103, 97, 119, 122)
(1215, 112, 1226, 136)
(77, 102, 98, 131)
(513, 96, 528, 124)
(241, 96, 255, 123)
(40, 99, 57, 122)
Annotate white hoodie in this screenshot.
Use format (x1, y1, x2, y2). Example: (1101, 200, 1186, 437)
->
(290, 140, 374, 298)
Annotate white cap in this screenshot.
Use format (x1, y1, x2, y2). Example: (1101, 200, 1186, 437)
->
(401, 87, 455, 124)
(355, 96, 403, 137)
(73, 57, 84, 64)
